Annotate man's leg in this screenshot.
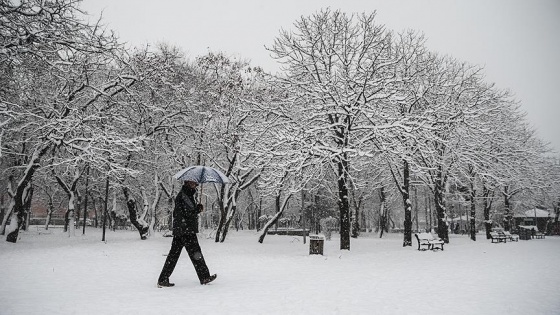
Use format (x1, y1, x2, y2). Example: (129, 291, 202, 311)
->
(158, 236, 183, 284)
(184, 233, 211, 283)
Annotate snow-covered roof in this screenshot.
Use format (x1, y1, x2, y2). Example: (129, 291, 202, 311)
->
(514, 209, 551, 218)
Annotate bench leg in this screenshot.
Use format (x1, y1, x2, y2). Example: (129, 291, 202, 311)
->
(431, 244, 443, 251)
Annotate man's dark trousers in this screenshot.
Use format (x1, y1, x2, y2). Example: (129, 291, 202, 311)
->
(158, 232, 210, 283)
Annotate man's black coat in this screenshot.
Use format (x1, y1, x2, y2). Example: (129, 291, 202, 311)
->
(173, 186, 199, 235)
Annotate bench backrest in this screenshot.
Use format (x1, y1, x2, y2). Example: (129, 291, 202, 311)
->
(490, 231, 507, 239)
(416, 232, 433, 241)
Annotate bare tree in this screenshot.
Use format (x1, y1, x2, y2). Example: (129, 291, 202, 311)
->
(267, 9, 397, 250)
(0, 0, 149, 242)
(52, 166, 85, 237)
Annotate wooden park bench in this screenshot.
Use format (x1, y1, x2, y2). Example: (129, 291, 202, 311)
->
(414, 232, 444, 251)
(490, 231, 507, 243)
(503, 231, 519, 242)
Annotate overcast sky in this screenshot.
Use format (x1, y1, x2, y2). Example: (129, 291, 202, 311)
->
(81, 0, 560, 153)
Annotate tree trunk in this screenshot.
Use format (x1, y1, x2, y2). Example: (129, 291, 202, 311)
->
(65, 191, 76, 237)
(0, 185, 15, 235)
(256, 197, 262, 231)
(552, 202, 560, 235)
(402, 160, 412, 247)
(146, 174, 162, 236)
(0, 194, 4, 229)
(337, 158, 351, 250)
(434, 167, 449, 243)
(483, 184, 494, 239)
(122, 187, 149, 240)
(258, 193, 292, 243)
(503, 187, 512, 231)
(7, 172, 39, 243)
(82, 166, 90, 234)
(22, 185, 34, 231)
(219, 204, 237, 242)
(5, 139, 51, 242)
(111, 190, 118, 231)
(414, 185, 419, 233)
(215, 185, 228, 242)
(5, 212, 22, 242)
(54, 168, 84, 237)
(351, 190, 363, 239)
(159, 180, 175, 233)
(351, 206, 360, 238)
(140, 187, 158, 237)
(45, 194, 54, 230)
(274, 194, 280, 231)
(425, 187, 430, 232)
(102, 177, 109, 241)
(92, 197, 98, 228)
(6, 182, 31, 243)
(217, 183, 245, 243)
(378, 186, 387, 238)
(469, 182, 476, 241)
(63, 209, 69, 232)
(75, 194, 81, 231)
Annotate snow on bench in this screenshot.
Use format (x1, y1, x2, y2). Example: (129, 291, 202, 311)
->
(503, 231, 519, 242)
(414, 232, 444, 251)
(490, 231, 507, 243)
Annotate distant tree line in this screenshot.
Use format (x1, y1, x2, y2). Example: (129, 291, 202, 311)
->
(1, 2, 559, 248)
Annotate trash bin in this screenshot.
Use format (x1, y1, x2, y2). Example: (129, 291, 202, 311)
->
(518, 227, 531, 240)
(309, 235, 324, 255)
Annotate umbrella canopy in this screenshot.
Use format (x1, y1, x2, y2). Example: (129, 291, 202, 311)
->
(174, 166, 230, 184)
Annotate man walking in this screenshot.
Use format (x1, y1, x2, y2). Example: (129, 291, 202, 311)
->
(157, 180, 216, 287)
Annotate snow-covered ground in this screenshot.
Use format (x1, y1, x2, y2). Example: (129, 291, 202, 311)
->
(1, 227, 559, 315)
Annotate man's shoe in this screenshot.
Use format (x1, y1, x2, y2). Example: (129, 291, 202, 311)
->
(201, 274, 217, 285)
(157, 280, 175, 288)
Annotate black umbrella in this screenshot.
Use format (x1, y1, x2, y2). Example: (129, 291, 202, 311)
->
(173, 166, 230, 184)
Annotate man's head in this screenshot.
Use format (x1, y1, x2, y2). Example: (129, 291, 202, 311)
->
(183, 180, 198, 196)
(184, 180, 199, 189)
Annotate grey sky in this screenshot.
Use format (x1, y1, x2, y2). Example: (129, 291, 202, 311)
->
(81, 0, 560, 153)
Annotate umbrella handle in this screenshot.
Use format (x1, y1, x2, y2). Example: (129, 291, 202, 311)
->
(198, 183, 204, 210)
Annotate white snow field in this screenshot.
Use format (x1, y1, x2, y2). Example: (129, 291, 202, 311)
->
(1, 227, 559, 315)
